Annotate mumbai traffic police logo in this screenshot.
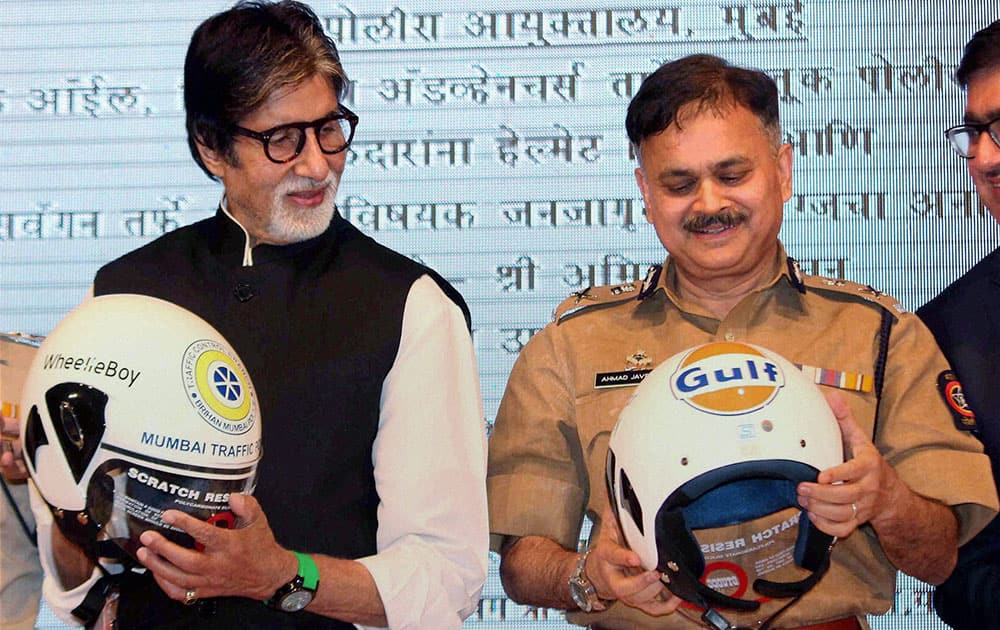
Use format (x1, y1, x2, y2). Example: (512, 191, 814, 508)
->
(182, 339, 256, 435)
(669, 342, 785, 416)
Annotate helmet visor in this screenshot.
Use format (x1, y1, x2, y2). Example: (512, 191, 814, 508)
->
(87, 458, 257, 561)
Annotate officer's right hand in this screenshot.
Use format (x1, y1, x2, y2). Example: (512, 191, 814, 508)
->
(587, 506, 681, 616)
(1, 413, 28, 481)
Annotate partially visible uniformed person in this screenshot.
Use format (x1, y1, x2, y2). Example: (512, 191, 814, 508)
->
(486, 53, 999, 630)
(917, 19, 1000, 630)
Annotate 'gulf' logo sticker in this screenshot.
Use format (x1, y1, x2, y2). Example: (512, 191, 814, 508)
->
(670, 342, 785, 416)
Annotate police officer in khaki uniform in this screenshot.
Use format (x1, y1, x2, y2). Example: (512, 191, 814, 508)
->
(487, 54, 999, 630)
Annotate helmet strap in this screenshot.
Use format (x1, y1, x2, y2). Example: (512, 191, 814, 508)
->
(72, 573, 121, 628)
(700, 593, 809, 630)
(697, 540, 835, 630)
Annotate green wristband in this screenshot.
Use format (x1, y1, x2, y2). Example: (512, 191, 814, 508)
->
(294, 551, 320, 590)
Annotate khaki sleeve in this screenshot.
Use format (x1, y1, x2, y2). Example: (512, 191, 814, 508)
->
(487, 325, 586, 552)
(876, 312, 999, 544)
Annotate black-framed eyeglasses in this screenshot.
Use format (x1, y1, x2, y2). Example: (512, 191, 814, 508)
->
(232, 106, 359, 164)
(944, 115, 1000, 159)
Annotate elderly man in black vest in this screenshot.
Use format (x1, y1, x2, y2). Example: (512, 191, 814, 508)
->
(27, 2, 488, 628)
(918, 19, 1000, 630)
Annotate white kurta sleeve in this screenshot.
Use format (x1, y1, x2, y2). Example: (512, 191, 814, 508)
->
(354, 274, 488, 630)
(29, 482, 100, 627)
(29, 287, 105, 628)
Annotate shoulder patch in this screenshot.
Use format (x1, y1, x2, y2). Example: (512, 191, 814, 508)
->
(937, 370, 977, 432)
(553, 282, 640, 323)
(800, 275, 907, 316)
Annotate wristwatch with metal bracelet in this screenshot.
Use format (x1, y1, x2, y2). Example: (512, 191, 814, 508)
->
(568, 550, 611, 612)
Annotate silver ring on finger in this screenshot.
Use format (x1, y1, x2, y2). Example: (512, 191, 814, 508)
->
(184, 589, 198, 605)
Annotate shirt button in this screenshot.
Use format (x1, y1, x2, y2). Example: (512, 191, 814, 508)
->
(724, 331, 735, 341)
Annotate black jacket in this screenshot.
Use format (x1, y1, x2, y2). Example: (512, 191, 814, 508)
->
(93, 210, 467, 629)
(918, 246, 1000, 630)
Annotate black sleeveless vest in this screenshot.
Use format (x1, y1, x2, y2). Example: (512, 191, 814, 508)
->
(92, 210, 468, 628)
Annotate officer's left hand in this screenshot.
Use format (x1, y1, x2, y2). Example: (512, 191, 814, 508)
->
(796, 391, 902, 539)
(587, 506, 682, 616)
(136, 493, 297, 603)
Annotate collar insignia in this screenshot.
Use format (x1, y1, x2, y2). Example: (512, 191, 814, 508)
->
(638, 265, 662, 300)
(786, 257, 806, 293)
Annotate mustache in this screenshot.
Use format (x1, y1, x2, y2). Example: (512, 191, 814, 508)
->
(682, 209, 749, 231)
(279, 173, 337, 195)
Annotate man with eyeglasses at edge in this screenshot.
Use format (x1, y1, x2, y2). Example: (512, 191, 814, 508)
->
(22, 1, 489, 628)
(487, 53, 999, 630)
(917, 19, 1000, 630)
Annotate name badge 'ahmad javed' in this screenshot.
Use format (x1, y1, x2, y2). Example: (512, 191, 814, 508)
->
(594, 350, 654, 389)
(595, 369, 652, 389)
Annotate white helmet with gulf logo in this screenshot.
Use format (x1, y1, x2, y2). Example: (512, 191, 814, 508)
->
(606, 341, 843, 613)
(20, 294, 261, 563)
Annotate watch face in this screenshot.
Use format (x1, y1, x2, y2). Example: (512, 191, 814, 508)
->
(569, 579, 592, 612)
(279, 589, 314, 612)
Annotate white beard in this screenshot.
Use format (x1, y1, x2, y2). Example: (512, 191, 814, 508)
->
(264, 171, 341, 243)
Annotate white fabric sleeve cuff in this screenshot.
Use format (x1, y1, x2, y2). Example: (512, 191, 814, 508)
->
(354, 275, 488, 629)
(29, 482, 100, 627)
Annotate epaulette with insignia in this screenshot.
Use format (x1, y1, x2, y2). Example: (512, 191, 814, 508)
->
(552, 282, 638, 324)
(799, 274, 907, 318)
(552, 265, 662, 323)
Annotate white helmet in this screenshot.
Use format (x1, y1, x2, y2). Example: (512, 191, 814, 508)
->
(21, 294, 261, 562)
(606, 341, 842, 612)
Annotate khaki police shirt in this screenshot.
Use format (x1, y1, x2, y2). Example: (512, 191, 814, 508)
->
(487, 245, 998, 629)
